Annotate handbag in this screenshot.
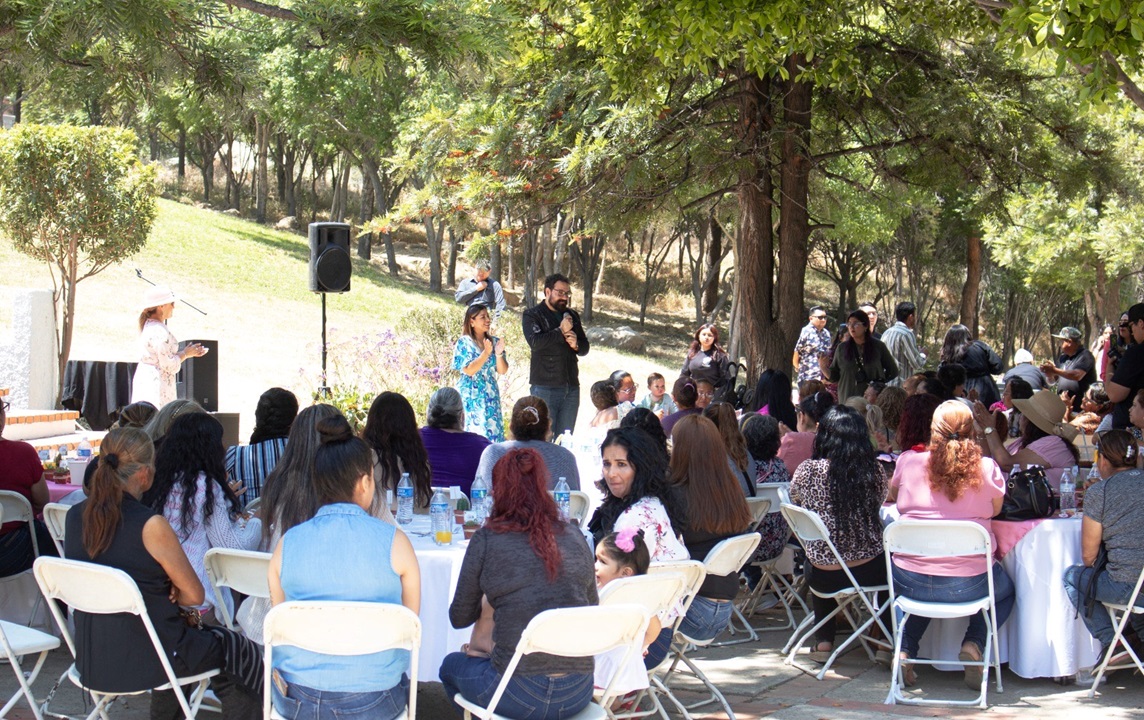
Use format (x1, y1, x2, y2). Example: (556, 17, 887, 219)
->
(996, 465, 1057, 521)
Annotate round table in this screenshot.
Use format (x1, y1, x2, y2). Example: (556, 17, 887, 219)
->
(402, 515, 473, 682)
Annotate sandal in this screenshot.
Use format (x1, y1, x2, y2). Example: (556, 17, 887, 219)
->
(898, 652, 917, 687)
(808, 642, 834, 664)
(959, 644, 984, 690)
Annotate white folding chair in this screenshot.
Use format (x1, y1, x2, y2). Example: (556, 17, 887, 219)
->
(0, 490, 38, 558)
(599, 573, 689, 720)
(33, 557, 219, 720)
(204, 548, 272, 631)
(547, 490, 591, 526)
(1087, 563, 1144, 697)
(42, 503, 70, 558)
(263, 602, 422, 720)
(882, 520, 1002, 708)
(737, 489, 808, 634)
(454, 605, 650, 720)
(780, 503, 891, 680)
(713, 500, 772, 646)
(659, 534, 759, 719)
(243, 497, 262, 515)
(0, 506, 61, 720)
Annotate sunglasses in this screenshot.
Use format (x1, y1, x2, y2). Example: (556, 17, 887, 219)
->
(1121, 323, 1131, 328)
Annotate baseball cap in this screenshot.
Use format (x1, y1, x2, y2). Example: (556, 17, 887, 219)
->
(1051, 326, 1082, 341)
(1013, 349, 1034, 364)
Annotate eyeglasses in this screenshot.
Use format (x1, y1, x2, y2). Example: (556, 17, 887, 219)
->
(698, 391, 715, 398)
(812, 315, 827, 320)
(550, 289, 572, 298)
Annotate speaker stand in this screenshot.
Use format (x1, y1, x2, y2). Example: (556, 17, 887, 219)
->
(317, 292, 331, 399)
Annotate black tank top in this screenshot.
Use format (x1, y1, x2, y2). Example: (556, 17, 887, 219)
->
(65, 496, 216, 692)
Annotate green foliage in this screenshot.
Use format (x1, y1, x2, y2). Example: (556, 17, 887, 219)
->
(0, 124, 158, 269)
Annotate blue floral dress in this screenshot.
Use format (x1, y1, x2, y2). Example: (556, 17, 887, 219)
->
(452, 335, 505, 442)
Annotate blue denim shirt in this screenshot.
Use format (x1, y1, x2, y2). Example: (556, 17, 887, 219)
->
(276, 503, 407, 692)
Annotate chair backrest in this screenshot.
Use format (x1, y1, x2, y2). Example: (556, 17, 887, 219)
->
(263, 602, 422, 720)
(569, 490, 590, 525)
(780, 502, 832, 545)
(648, 559, 707, 617)
(600, 572, 688, 618)
(0, 491, 36, 557)
(746, 497, 771, 529)
(33, 557, 197, 709)
(204, 549, 272, 630)
(243, 496, 262, 514)
(484, 604, 649, 717)
(882, 519, 991, 560)
(776, 485, 792, 506)
(42, 503, 69, 557)
(701, 533, 762, 577)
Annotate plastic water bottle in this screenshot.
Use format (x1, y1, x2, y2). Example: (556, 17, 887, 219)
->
(559, 430, 573, 447)
(396, 473, 414, 526)
(1011, 463, 1020, 475)
(470, 475, 489, 525)
(430, 488, 452, 545)
(1059, 467, 1076, 516)
(77, 439, 92, 459)
(1082, 465, 1101, 510)
(554, 477, 571, 522)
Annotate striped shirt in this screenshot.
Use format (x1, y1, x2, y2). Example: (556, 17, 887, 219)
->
(224, 438, 287, 506)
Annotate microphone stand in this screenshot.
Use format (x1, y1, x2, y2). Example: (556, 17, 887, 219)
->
(135, 269, 207, 315)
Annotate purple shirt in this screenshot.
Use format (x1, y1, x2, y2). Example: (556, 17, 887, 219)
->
(419, 427, 491, 496)
(661, 407, 702, 438)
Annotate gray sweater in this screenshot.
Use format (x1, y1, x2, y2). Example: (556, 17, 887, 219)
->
(449, 524, 598, 675)
(475, 440, 581, 491)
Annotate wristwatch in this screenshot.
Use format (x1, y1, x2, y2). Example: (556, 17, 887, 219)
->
(983, 426, 995, 435)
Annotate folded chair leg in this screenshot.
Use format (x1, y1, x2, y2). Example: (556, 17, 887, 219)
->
(650, 675, 693, 720)
(1, 649, 49, 720)
(672, 651, 736, 720)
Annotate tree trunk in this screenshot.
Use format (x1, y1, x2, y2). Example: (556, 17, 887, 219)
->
(274, 135, 286, 201)
(702, 215, 722, 315)
(177, 126, 186, 179)
(55, 237, 80, 406)
(960, 235, 982, 333)
(490, 209, 504, 283)
(357, 165, 373, 260)
(422, 215, 443, 292)
(542, 218, 554, 278)
(361, 157, 398, 275)
(255, 119, 269, 223)
(12, 83, 22, 123)
(554, 210, 568, 276)
(149, 126, 159, 162)
(447, 227, 460, 287)
(594, 243, 607, 297)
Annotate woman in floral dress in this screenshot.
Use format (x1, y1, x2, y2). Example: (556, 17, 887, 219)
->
(131, 285, 207, 408)
(453, 304, 508, 442)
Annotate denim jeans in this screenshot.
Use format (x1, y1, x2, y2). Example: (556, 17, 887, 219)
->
(271, 675, 408, 720)
(439, 652, 593, 720)
(0, 521, 58, 577)
(1063, 565, 1144, 650)
(643, 627, 673, 669)
(677, 596, 733, 643)
(530, 385, 580, 438)
(891, 562, 1016, 659)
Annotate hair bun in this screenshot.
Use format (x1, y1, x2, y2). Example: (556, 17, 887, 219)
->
(315, 415, 354, 445)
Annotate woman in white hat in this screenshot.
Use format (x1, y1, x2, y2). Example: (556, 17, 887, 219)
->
(130, 286, 207, 408)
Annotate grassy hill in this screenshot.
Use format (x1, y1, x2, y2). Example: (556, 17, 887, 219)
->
(0, 199, 676, 436)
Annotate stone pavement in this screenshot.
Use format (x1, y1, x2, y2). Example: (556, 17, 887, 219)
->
(3, 612, 1143, 719)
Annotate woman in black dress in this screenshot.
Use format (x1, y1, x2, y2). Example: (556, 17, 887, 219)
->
(939, 324, 1003, 408)
(680, 324, 731, 400)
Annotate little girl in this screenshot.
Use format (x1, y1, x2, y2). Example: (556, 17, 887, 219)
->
(594, 528, 664, 696)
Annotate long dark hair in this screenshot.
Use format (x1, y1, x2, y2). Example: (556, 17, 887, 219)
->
(249, 387, 299, 444)
(811, 406, 884, 551)
(747, 369, 797, 429)
(260, 403, 341, 543)
(842, 310, 875, 363)
(620, 407, 669, 459)
(588, 427, 686, 542)
(145, 413, 240, 539)
(361, 392, 432, 508)
(313, 415, 373, 505)
(685, 323, 728, 365)
(939, 324, 973, 365)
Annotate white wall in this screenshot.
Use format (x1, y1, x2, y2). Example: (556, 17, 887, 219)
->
(0, 289, 58, 408)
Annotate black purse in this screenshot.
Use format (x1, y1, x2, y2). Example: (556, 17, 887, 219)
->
(996, 465, 1058, 521)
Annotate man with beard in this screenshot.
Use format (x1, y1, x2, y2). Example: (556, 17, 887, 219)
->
(522, 274, 590, 437)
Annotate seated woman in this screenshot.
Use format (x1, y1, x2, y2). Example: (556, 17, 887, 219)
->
(703, 401, 754, 496)
(994, 377, 1034, 439)
(874, 386, 906, 451)
(670, 415, 754, 641)
(619, 407, 669, 461)
(973, 389, 1079, 474)
(475, 397, 580, 491)
(589, 380, 621, 429)
(748, 369, 798, 431)
(0, 399, 56, 576)
(789, 406, 891, 664)
(143, 413, 262, 622)
(440, 449, 597, 720)
(778, 391, 834, 477)
(890, 400, 1016, 688)
(1064, 430, 1144, 668)
(741, 413, 790, 564)
(661, 378, 702, 437)
(225, 387, 298, 506)
(1065, 382, 1112, 436)
(420, 387, 491, 496)
(66, 428, 262, 719)
(363, 392, 433, 514)
(112, 401, 157, 429)
(268, 415, 420, 720)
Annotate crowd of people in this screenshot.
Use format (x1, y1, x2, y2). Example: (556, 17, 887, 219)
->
(6, 279, 1144, 718)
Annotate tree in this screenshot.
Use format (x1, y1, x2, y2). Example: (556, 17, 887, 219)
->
(0, 124, 158, 403)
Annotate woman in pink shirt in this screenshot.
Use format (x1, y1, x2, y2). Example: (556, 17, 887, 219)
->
(889, 401, 1015, 688)
(778, 391, 834, 476)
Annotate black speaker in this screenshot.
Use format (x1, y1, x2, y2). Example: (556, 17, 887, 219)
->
(176, 339, 218, 412)
(309, 222, 352, 293)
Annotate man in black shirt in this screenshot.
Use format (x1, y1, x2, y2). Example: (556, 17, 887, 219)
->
(1107, 303, 1144, 428)
(1041, 326, 1096, 413)
(522, 273, 589, 437)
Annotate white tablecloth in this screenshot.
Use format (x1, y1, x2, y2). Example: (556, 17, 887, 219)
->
(881, 508, 1100, 678)
(403, 516, 472, 681)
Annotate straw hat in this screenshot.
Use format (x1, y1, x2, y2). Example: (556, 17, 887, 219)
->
(141, 285, 176, 311)
(1011, 390, 1078, 442)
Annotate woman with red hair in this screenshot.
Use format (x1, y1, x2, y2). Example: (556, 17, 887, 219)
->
(889, 400, 1016, 688)
(440, 448, 597, 719)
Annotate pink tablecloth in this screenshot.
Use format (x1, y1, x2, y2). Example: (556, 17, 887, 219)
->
(992, 518, 1048, 559)
(46, 481, 79, 503)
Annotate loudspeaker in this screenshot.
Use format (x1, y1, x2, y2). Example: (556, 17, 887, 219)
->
(211, 412, 241, 449)
(176, 339, 218, 412)
(309, 222, 352, 293)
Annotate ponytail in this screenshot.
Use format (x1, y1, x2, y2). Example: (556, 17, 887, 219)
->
(83, 428, 154, 558)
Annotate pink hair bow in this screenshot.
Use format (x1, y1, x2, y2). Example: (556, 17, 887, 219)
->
(615, 527, 640, 553)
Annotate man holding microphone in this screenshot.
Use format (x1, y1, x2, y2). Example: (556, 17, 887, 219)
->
(522, 274, 590, 437)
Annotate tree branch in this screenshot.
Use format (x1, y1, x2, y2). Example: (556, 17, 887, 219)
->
(222, 0, 299, 21)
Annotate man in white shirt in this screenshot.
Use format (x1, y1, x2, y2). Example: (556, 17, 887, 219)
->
(880, 301, 926, 386)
